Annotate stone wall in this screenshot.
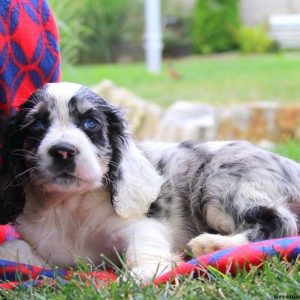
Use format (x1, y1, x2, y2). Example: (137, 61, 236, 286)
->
(217, 103, 300, 142)
(158, 101, 300, 144)
(93, 80, 300, 144)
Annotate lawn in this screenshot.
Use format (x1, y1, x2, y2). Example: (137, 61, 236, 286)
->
(62, 52, 300, 107)
(0, 257, 299, 299)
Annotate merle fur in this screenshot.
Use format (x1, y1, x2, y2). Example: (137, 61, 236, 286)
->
(144, 141, 300, 242)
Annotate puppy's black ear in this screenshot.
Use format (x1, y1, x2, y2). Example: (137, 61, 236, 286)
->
(104, 104, 163, 218)
(0, 114, 27, 224)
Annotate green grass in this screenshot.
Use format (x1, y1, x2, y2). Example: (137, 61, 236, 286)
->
(1, 258, 300, 299)
(62, 52, 300, 107)
(274, 141, 300, 162)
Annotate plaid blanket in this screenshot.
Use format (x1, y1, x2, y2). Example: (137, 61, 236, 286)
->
(0, 225, 299, 289)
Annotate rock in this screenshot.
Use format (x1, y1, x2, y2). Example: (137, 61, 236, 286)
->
(217, 104, 251, 140)
(217, 102, 280, 142)
(275, 105, 300, 141)
(156, 101, 216, 142)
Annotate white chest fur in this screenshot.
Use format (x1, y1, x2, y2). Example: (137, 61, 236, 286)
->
(16, 189, 135, 267)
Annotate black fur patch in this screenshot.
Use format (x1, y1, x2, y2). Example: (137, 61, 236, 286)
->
(226, 142, 237, 147)
(244, 206, 285, 241)
(156, 158, 166, 175)
(146, 202, 163, 218)
(146, 184, 172, 220)
(179, 141, 195, 150)
(0, 117, 28, 223)
(102, 104, 128, 200)
(164, 195, 173, 204)
(146, 201, 170, 220)
(0, 89, 51, 224)
(219, 162, 238, 169)
(68, 91, 109, 148)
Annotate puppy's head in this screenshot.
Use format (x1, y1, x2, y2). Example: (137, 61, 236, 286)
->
(0, 83, 163, 223)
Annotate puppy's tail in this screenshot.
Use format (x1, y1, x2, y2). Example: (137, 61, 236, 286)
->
(242, 205, 298, 241)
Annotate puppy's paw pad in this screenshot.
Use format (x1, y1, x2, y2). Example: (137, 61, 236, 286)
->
(188, 233, 226, 257)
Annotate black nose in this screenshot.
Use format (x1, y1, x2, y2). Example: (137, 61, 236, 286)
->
(49, 143, 78, 160)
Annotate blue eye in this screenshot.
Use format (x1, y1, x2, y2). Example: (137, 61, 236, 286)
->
(83, 117, 99, 130)
(32, 119, 45, 130)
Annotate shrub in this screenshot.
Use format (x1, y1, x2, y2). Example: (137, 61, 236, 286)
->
(236, 26, 278, 54)
(191, 0, 240, 54)
(48, 0, 90, 64)
(49, 0, 144, 64)
(79, 0, 143, 64)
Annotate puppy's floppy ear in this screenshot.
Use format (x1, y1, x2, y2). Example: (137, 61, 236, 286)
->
(112, 139, 163, 218)
(103, 104, 163, 218)
(0, 114, 27, 224)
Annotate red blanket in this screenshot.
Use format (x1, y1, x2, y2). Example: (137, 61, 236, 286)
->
(0, 225, 299, 289)
(0, 0, 61, 115)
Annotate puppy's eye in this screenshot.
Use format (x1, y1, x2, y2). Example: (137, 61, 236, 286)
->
(82, 117, 99, 130)
(32, 119, 46, 130)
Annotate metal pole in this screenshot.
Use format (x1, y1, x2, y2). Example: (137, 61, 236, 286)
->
(144, 0, 162, 73)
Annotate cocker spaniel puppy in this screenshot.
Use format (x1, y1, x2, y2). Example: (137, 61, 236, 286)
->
(0, 82, 299, 281)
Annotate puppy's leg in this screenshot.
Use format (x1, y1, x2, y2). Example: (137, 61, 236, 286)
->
(0, 240, 47, 267)
(189, 205, 299, 256)
(188, 232, 248, 257)
(125, 219, 179, 282)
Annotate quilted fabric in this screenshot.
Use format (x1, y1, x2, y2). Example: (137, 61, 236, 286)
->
(0, 0, 61, 116)
(153, 235, 300, 285)
(0, 225, 299, 289)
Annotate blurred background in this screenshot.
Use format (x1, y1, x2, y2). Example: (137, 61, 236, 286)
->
(49, 0, 300, 157)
